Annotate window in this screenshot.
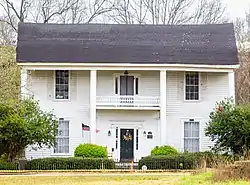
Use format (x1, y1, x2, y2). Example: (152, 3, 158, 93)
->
(184, 120, 199, 152)
(114, 75, 139, 95)
(185, 72, 199, 100)
(55, 70, 69, 99)
(54, 119, 69, 154)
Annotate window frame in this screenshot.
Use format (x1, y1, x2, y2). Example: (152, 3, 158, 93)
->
(52, 118, 71, 156)
(53, 70, 70, 101)
(184, 72, 201, 101)
(181, 118, 201, 153)
(113, 73, 140, 96)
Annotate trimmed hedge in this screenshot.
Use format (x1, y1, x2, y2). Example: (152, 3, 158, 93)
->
(139, 152, 234, 170)
(74, 144, 107, 158)
(0, 162, 18, 170)
(151, 145, 178, 156)
(139, 153, 201, 170)
(25, 157, 115, 170)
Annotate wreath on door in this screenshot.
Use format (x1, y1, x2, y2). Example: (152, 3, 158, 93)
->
(123, 130, 132, 142)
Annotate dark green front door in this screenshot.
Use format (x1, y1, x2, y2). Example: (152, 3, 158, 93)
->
(120, 129, 134, 161)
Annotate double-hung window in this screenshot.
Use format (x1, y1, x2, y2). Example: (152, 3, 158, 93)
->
(184, 120, 200, 152)
(54, 119, 69, 154)
(55, 70, 69, 99)
(185, 72, 199, 100)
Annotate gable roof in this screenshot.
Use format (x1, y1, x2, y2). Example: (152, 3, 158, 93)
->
(16, 23, 238, 65)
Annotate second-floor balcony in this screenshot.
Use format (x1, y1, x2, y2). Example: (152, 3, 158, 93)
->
(96, 96, 160, 110)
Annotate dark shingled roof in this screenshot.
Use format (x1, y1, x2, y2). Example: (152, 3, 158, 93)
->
(16, 23, 238, 65)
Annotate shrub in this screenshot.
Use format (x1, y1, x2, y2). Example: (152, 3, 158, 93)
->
(151, 145, 178, 156)
(194, 151, 234, 168)
(139, 152, 234, 170)
(0, 162, 18, 170)
(139, 153, 201, 170)
(25, 157, 115, 170)
(74, 144, 107, 158)
(214, 161, 250, 181)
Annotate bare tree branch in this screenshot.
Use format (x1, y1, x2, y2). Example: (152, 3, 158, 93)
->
(109, 0, 226, 24)
(235, 10, 250, 104)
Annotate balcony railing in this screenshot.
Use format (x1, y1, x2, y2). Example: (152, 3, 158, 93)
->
(96, 96, 160, 108)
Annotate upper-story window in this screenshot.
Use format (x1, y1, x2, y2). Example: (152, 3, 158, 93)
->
(55, 70, 69, 99)
(185, 72, 199, 100)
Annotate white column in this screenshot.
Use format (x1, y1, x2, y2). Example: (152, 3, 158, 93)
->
(228, 71, 235, 101)
(21, 68, 28, 98)
(90, 70, 97, 144)
(160, 70, 167, 146)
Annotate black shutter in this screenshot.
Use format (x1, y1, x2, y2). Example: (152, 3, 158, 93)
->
(115, 77, 118, 94)
(135, 77, 139, 95)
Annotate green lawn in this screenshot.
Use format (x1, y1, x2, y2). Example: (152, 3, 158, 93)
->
(0, 172, 249, 185)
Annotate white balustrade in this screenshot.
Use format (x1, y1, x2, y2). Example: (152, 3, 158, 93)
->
(96, 96, 160, 107)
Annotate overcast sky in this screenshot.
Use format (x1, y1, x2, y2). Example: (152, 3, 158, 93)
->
(1, 0, 250, 22)
(225, 0, 250, 20)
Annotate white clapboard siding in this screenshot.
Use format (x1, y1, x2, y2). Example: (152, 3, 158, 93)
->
(167, 71, 182, 115)
(166, 71, 228, 151)
(26, 70, 90, 159)
(97, 70, 160, 97)
(46, 70, 54, 101)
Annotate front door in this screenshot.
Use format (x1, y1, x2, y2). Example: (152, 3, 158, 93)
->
(120, 129, 134, 161)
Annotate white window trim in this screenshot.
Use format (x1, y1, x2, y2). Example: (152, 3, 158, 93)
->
(113, 73, 140, 96)
(53, 70, 71, 102)
(183, 72, 201, 102)
(180, 118, 202, 152)
(51, 118, 71, 156)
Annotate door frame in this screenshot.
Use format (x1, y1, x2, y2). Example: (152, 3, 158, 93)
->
(113, 73, 140, 96)
(116, 127, 137, 162)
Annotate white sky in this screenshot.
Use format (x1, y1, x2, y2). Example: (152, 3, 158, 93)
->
(224, 0, 250, 20)
(1, 0, 250, 22)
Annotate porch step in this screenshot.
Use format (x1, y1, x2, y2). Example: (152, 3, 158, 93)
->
(115, 162, 139, 169)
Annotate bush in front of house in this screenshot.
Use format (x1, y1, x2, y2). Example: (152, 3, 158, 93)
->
(74, 144, 108, 158)
(25, 157, 115, 170)
(139, 151, 234, 170)
(151, 145, 178, 156)
(138, 153, 201, 170)
(0, 154, 18, 170)
(0, 162, 18, 170)
(192, 151, 234, 168)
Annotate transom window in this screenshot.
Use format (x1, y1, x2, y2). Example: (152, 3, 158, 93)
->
(54, 119, 69, 154)
(55, 70, 69, 99)
(185, 72, 199, 100)
(184, 120, 199, 152)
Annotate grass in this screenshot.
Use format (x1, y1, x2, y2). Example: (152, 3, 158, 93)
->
(179, 172, 249, 185)
(0, 172, 249, 185)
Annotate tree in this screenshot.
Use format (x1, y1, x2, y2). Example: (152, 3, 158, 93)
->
(108, 0, 227, 24)
(0, 98, 58, 161)
(0, 46, 20, 101)
(205, 98, 250, 158)
(235, 9, 250, 105)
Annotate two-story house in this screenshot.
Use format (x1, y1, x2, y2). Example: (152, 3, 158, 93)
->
(16, 23, 239, 162)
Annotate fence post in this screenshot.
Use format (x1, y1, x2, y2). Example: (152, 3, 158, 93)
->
(18, 159, 27, 170)
(101, 159, 104, 170)
(130, 160, 134, 172)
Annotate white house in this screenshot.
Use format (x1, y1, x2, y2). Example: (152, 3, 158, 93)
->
(16, 23, 239, 162)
